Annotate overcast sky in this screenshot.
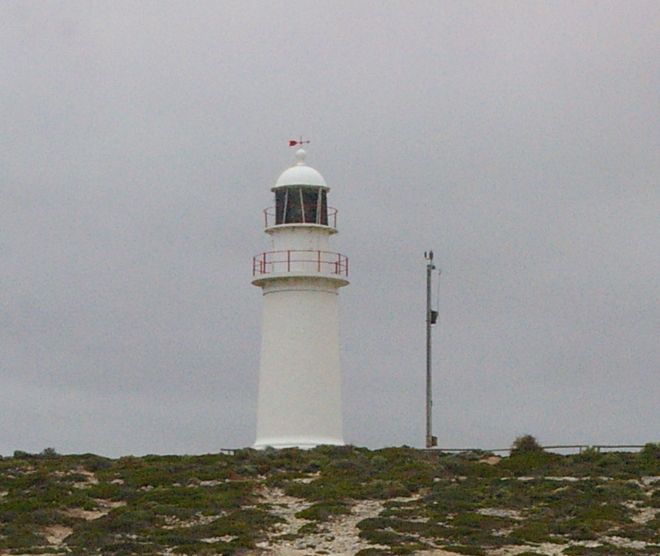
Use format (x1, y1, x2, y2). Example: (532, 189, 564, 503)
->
(1, 1, 658, 457)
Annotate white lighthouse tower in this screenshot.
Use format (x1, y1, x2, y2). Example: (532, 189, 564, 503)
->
(252, 147, 348, 449)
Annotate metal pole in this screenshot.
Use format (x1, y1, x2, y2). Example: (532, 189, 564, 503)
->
(425, 251, 436, 448)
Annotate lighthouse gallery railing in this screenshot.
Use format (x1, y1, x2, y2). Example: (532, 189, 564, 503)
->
(252, 250, 348, 277)
(263, 207, 338, 229)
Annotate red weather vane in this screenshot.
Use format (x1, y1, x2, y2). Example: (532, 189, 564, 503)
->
(288, 136, 310, 147)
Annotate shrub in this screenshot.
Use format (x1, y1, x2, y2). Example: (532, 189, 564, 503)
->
(510, 435, 543, 455)
(295, 501, 350, 521)
(562, 545, 637, 555)
(442, 546, 486, 556)
(363, 479, 411, 499)
(507, 520, 554, 543)
(39, 447, 58, 458)
(451, 512, 514, 531)
(641, 442, 659, 456)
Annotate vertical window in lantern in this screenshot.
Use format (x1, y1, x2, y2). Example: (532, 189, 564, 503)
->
(320, 189, 328, 225)
(302, 187, 319, 224)
(275, 189, 287, 225)
(285, 187, 303, 223)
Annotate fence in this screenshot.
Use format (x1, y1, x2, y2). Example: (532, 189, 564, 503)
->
(426, 444, 648, 455)
(219, 444, 649, 456)
(263, 206, 338, 229)
(252, 250, 349, 277)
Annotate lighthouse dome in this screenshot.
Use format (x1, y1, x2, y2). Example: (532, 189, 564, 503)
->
(274, 149, 327, 189)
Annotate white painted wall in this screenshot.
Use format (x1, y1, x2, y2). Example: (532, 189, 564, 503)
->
(251, 226, 347, 280)
(268, 225, 334, 252)
(254, 277, 345, 449)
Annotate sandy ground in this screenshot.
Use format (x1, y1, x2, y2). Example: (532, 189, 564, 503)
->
(42, 525, 73, 545)
(3, 471, 656, 556)
(249, 477, 659, 556)
(252, 486, 396, 555)
(248, 487, 588, 556)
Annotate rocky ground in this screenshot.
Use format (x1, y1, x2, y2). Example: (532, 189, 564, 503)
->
(0, 444, 658, 555)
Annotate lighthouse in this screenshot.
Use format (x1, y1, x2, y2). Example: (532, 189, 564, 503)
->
(252, 147, 348, 449)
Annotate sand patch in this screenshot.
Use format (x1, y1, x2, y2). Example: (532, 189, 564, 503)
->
(418, 551, 488, 556)
(162, 512, 221, 529)
(477, 507, 524, 520)
(254, 487, 419, 555)
(64, 507, 107, 520)
(43, 525, 72, 544)
(291, 472, 321, 484)
(489, 543, 570, 555)
(64, 499, 126, 521)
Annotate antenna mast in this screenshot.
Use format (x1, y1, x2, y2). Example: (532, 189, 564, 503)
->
(424, 251, 439, 448)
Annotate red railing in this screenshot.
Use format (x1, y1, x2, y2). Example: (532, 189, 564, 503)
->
(263, 207, 338, 229)
(252, 250, 348, 277)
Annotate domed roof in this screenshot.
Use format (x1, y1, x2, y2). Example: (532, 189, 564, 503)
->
(273, 149, 328, 189)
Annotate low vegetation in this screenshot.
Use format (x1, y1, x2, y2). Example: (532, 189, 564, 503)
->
(0, 441, 657, 555)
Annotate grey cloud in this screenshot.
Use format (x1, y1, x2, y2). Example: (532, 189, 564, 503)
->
(1, 1, 658, 455)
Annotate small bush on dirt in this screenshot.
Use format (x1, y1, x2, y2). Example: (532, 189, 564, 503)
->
(442, 545, 486, 555)
(510, 435, 543, 455)
(641, 442, 659, 457)
(295, 501, 350, 521)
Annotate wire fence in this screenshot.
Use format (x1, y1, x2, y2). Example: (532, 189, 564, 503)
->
(219, 444, 651, 456)
(425, 444, 649, 455)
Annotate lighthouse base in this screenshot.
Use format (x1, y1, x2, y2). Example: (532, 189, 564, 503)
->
(254, 279, 345, 451)
(253, 437, 343, 450)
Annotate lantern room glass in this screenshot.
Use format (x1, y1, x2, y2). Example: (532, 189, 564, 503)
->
(275, 187, 328, 225)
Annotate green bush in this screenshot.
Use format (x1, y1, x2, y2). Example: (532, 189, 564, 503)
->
(563, 545, 640, 555)
(507, 520, 554, 543)
(1, 444, 657, 554)
(510, 435, 543, 455)
(295, 501, 350, 521)
(501, 450, 562, 476)
(443, 546, 486, 556)
(452, 512, 514, 531)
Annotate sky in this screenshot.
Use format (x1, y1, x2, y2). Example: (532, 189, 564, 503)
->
(1, 1, 658, 457)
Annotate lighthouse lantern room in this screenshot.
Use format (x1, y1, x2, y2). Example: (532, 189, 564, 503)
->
(252, 148, 348, 449)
